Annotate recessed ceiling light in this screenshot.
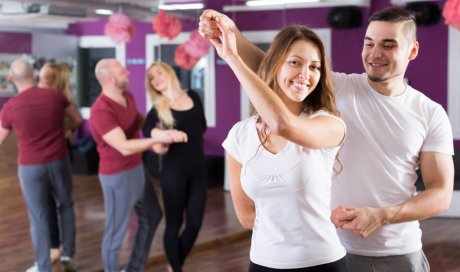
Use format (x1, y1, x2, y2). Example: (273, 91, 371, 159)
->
(95, 9, 113, 15)
(159, 3, 205, 10)
(246, 0, 320, 6)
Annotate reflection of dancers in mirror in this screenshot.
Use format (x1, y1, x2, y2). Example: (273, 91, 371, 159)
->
(212, 21, 347, 271)
(39, 62, 81, 264)
(143, 62, 207, 272)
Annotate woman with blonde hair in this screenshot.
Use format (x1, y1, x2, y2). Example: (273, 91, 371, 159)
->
(39, 63, 74, 102)
(143, 61, 207, 272)
(210, 20, 348, 271)
(38, 62, 80, 266)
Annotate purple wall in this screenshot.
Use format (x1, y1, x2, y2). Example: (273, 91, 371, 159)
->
(0, 32, 32, 111)
(205, 62, 241, 155)
(0, 32, 32, 54)
(0, 96, 11, 110)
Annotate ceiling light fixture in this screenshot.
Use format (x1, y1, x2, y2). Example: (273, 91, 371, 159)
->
(95, 9, 113, 15)
(158, 3, 204, 11)
(225, 0, 369, 12)
(246, 0, 320, 6)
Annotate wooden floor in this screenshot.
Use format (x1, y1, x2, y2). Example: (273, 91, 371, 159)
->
(1, 134, 460, 272)
(0, 134, 247, 271)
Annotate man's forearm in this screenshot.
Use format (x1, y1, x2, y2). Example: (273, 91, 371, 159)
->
(383, 187, 452, 225)
(234, 30, 265, 72)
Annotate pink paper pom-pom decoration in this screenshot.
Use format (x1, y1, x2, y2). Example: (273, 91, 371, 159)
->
(152, 10, 182, 40)
(174, 44, 199, 70)
(104, 12, 136, 44)
(184, 30, 212, 59)
(443, 0, 460, 30)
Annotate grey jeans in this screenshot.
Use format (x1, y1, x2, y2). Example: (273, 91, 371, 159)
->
(18, 157, 76, 272)
(346, 250, 430, 272)
(99, 165, 162, 272)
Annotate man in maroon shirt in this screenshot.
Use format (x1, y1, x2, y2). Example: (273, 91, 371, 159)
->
(90, 58, 187, 272)
(0, 59, 82, 272)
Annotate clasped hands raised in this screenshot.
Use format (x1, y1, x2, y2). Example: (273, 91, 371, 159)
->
(199, 9, 240, 63)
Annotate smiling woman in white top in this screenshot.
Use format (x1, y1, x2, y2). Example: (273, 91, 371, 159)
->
(210, 20, 347, 271)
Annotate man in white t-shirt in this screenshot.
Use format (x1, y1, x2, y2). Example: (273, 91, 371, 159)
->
(199, 6, 454, 272)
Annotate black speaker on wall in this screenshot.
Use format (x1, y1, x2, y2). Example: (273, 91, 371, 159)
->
(406, 2, 441, 26)
(327, 6, 363, 29)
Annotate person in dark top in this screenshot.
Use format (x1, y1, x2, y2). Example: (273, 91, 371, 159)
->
(143, 62, 207, 272)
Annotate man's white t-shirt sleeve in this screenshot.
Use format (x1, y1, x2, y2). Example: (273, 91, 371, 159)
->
(422, 106, 454, 155)
(331, 72, 348, 95)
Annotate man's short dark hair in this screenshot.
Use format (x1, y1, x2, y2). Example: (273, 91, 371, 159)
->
(369, 7, 416, 23)
(369, 7, 417, 42)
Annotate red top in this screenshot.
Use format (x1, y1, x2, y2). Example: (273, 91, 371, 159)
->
(90, 90, 142, 175)
(1, 86, 69, 165)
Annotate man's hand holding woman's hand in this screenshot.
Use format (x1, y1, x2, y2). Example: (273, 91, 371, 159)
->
(152, 129, 187, 144)
(151, 129, 187, 154)
(331, 205, 389, 238)
(166, 129, 188, 143)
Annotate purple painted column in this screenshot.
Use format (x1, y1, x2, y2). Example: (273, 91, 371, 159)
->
(0, 32, 32, 54)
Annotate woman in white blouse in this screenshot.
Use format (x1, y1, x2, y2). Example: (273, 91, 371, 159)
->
(213, 20, 347, 272)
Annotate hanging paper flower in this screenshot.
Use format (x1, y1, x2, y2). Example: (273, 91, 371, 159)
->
(152, 10, 182, 40)
(174, 44, 199, 70)
(104, 12, 136, 44)
(184, 30, 212, 59)
(443, 0, 460, 30)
